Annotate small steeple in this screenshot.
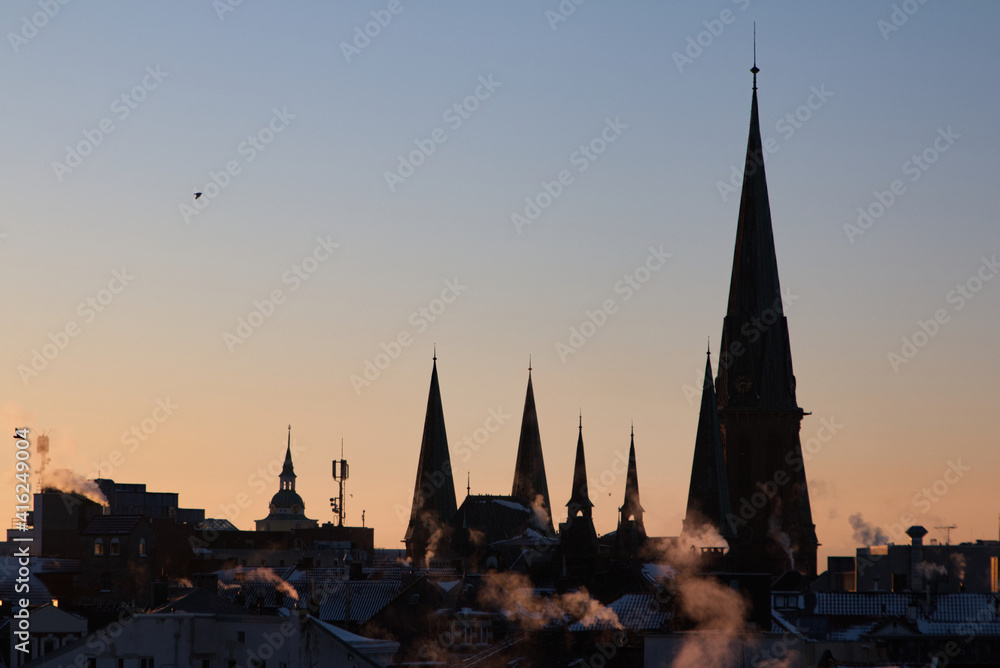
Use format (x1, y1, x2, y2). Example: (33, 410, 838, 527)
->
(281, 424, 296, 491)
(615, 425, 647, 560)
(511, 368, 554, 533)
(566, 414, 593, 518)
(620, 426, 644, 524)
(684, 350, 734, 541)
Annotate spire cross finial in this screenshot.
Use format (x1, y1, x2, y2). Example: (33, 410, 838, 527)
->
(751, 23, 759, 90)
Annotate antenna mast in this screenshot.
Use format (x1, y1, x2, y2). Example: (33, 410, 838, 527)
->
(331, 438, 349, 527)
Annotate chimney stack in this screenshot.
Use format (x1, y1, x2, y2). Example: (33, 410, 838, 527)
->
(907, 525, 928, 592)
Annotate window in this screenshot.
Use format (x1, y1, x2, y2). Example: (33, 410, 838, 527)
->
(992, 557, 999, 593)
(139, 537, 147, 557)
(93, 538, 104, 556)
(110, 538, 121, 556)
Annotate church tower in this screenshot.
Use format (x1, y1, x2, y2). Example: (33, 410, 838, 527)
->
(511, 367, 554, 534)
(255, 426, 318, 532)
(404, 355, 458, 566)
(715, 61, 818, 576)
(614, 426, 647, 560)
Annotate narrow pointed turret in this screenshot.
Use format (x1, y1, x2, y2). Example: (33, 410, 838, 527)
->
(684, 352, 733, 542)
(715, 62, 817, 576)
(560, 417, 598, 581)
(280, 424, 295, 484)
(615, 426, 647, 560)
(511, 368, 554, 533)
(405, 356, 458, 566)
(566, 415, 593, 518)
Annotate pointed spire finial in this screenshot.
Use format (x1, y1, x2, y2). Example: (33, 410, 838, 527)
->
(433, 343, 437, 362)
(467, 471, 471, 497)
(751, 23, 759, 90)
(579, 410, 582, 431)
(528, 354, 532, 373)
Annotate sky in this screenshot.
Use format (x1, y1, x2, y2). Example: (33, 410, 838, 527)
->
(2, 2, 999, 565)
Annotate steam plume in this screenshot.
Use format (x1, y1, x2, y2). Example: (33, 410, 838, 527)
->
(478, 571, 621, 630)
(42, 468, 108, 506)
(849, 513, 889, 546)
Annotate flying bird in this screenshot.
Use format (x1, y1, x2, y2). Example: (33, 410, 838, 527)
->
(194, 192, 202, 200)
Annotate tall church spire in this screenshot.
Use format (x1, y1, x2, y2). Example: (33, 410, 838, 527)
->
(717, 58, 797, 411)
(405, 356, 458, 566)
(511, 368, 554, 533)
(683, 351, 733, 542)
(714, 63, 818, 576)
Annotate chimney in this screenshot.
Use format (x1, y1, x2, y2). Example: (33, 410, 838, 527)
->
(907, 525, 928, 592)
